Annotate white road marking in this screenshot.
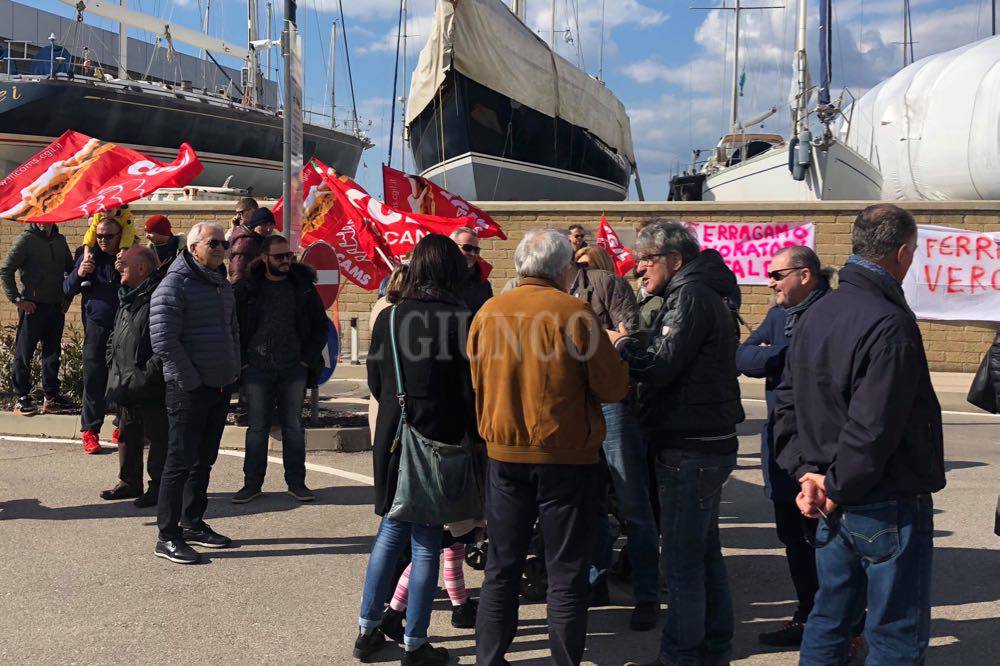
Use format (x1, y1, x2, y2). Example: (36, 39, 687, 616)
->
(0, 434, 375, 486)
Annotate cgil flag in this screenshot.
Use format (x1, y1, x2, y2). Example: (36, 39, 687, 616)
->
(596, 213, 637, 277)
(0, 130, 202, 223)
(381, 164, 507, 244)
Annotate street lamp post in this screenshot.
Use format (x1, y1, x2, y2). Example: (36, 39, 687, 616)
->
(48, 33, 56, 78)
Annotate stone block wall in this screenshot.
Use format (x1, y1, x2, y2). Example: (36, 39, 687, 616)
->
(2, 200, 997, 372)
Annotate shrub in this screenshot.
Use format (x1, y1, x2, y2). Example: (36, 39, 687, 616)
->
(0, 323, 85, 409)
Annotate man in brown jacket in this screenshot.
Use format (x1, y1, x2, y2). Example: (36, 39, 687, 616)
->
(468, 228, 630, 666)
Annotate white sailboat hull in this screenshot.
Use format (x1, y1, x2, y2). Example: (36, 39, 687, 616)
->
(702, 140, 882, 201)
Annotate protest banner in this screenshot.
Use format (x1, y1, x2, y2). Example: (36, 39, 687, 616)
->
(903, 225, 1000, 322)
(382, 165, 506, 241)
(595, 214, 636, 277)
(0, 130, 202, 223)
(687, 221, 815, 285)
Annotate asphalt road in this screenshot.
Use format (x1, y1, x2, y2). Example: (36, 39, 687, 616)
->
(1, 401, 998, 664)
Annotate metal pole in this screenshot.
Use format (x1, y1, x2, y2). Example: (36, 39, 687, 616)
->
(282, 0, 296, 242)
(248, 0, 260, 106)
(730, 0, 741, 132)
(550, 0, 556, 49)
(266, 1, 273, 102)
(119, 0, 129, 79)
(202, 0, 212, 60)
(49, 35, 56, 78)
(330, 20, 338, 128)
(350, 318, 359, 364)
(994, 0, 997, 36)
(598, 0, 606, 81)
(401, 0, 408, 172)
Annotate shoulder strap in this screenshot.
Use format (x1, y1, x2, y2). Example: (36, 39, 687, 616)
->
(389, 305, 407, 419)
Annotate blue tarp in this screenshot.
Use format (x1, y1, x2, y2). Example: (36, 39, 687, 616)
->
(31, 44, 73, 76)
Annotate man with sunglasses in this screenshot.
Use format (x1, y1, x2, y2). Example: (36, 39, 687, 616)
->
(774, 204, 944, 665)
(736, 245, 832, 648)
(64, 218, 123, 454)
(150, 222, 241, 564)
(450, 227, 493, 316)
(232, 236, 328, 504)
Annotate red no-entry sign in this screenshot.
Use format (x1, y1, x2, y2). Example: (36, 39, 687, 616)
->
(301, 240, 341, 309)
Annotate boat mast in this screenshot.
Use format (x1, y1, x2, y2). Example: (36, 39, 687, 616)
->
(247, 0, 261, 106)
(792, 0, 808, 135)
(511, 0, 526, 22)
(402, 0, 409, 171)
(266, 1, 273, 91)
(902, 0, 914, 67)
(118, 0, 128, 80)
(202, 0, 212, 60)
(729, 0, 741, 132)
(818, 0, 831, 108)
(330, 20, 337, 128)
(550, 0, 556, 49)
(599, 0, 606, 81)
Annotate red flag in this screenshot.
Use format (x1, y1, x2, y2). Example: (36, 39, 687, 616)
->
(596, 214, 636, 277)
(275, 159, 397, 290)
(0, 130, 202, 223)
(382, 164, 506, 241)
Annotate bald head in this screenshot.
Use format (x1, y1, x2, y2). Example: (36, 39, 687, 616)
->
(119, 245, 159, 289)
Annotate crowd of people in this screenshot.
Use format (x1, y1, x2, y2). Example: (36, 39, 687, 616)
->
(0, 201, 953, 665)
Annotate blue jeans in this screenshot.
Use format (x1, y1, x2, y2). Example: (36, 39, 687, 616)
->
(656, 448, 736, 665)
(590, 402, 659, 603)
(801, 495, 934, 666)
(359, 517, 443, 651)
(242, 365, 307, 489)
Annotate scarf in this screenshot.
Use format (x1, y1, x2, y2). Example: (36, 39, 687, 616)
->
(783, 278, 830, 338)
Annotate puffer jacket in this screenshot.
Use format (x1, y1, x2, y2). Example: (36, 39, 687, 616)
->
(235, 259, 330, 386)
(150, 250, 240, 391)
(617, 249, 745, 444)
(571, 267, 640, 333)
(105, 272, 164, 406)
(228, 225, 264, 285)
(1, 225, 74, 305)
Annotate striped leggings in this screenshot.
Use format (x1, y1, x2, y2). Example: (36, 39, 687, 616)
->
(390, 542, 468, 610)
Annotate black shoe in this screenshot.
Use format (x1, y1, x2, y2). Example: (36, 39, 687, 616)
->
(133, 487, 159, 508)
(232, 485, 263, 504)
(450, 598, 477, 629)
(589, 576, 611, 608)
(381, 607, 405, 643)
(182, 523, 232, 548)
(288, 484, 315, 502)
(401, 643, 449, 666)
(758, 619, 805, 647)
(13, 396, 37, 416)
(353, 628, 387, 662)
(630, 600, 660, 631)
(154, 539, 201, 564)
(100, 483, 142, 501)
(42, 393, 75, 413)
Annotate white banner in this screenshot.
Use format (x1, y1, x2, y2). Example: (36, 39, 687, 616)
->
(687, 221, 816, 285)
(904, 225, 1000, 322)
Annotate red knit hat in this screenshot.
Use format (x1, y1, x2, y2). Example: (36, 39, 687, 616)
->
(144, 214, 172, 236)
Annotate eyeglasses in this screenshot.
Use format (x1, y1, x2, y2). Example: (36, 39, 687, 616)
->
(268, 252, 295, 262)
(95, 233, 120, 240)
(767, 266, 806, 281)
(636, 252, 669, 266)
(200, 239, 230, 250)
(460, 244, 481, 254)
(236, 208, 252, 215)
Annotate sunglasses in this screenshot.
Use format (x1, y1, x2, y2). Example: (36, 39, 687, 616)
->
(768, 266, 806, 281)
(460, 244, 481, 254)
(201, 239, 230, 250)
(268, 252, 295, 262)
(95, 233, 120, 240)
(636, 252, 669, 265)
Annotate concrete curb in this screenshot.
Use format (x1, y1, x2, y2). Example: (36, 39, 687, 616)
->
(0, 411, 371, 453)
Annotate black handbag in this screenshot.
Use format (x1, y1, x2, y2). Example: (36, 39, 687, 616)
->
(967, 334, 1000, 414)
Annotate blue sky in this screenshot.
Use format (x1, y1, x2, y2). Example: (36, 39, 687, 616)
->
(30, 0, 999, 198)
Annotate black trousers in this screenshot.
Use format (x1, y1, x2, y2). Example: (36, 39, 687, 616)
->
(773, 500, 819, 622)
(11, 303, 64, 398)
(118, 403, 169, 493)
(476, 459, 598, 666)
(156, 382, 232, 541)
(80, 322, 112, 432)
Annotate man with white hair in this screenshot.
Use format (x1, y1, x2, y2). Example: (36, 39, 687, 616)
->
(149, 222, 241, 564)
(468, 228, 630, 666)
(450, 226, 493, 315)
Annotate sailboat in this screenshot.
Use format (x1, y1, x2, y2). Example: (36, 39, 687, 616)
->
(405, 0, 639, 201)
(0, 0, 371, 197)
(669, 0, 882, 201)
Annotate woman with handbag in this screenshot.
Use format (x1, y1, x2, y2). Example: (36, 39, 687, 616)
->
(966, 329, 1000, 536)
(354, 235, 481, 666)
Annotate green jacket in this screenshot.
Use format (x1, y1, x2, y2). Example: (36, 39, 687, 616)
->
(0, 225, 74, 305)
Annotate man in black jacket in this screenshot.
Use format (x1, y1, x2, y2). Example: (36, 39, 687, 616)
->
(774, 204, 944, 665)
(611, 221, 744, 666)
(232, 235, 328, 504)
(101, 246, 166, 508)
(450, 227, 493, 316)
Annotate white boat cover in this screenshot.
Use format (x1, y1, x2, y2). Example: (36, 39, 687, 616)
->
(406, 0, 636, 164)
(839, 35, 1000, 200)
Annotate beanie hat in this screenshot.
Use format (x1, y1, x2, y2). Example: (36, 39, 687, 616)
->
(248, 207, 275, 230)
(144, 214, 172, 236)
